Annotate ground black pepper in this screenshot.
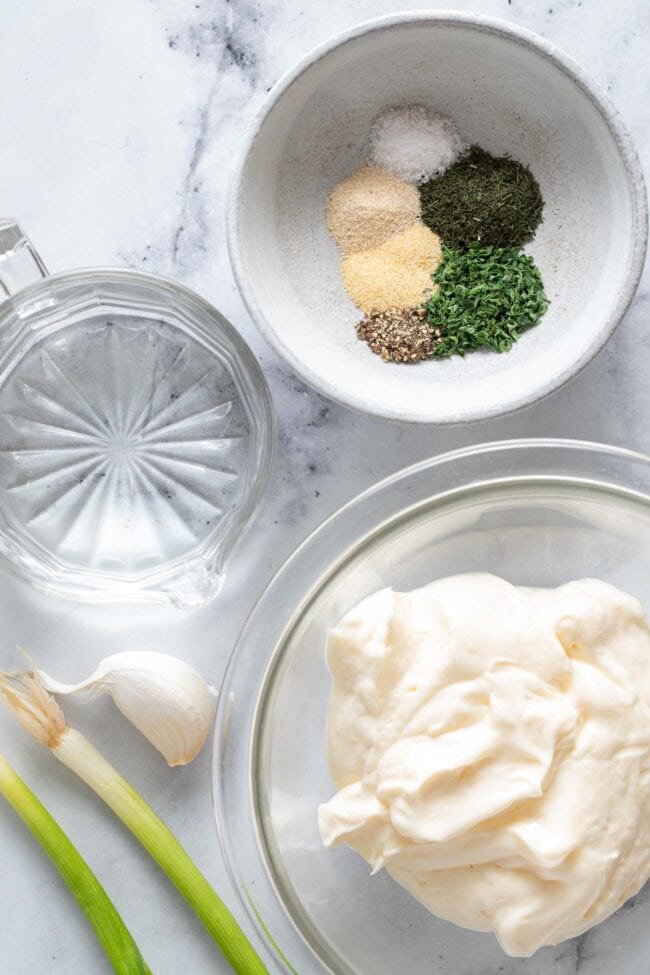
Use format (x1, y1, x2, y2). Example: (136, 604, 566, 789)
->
(356, 307, 442, 362)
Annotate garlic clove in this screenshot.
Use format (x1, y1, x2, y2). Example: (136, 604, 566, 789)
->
(38, 652, 215, 767)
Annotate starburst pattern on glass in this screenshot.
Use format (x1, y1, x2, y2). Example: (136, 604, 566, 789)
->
(0, 313, 257, 601)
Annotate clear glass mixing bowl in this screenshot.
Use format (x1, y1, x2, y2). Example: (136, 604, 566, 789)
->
(214, 439, 650, 975)
(0, 220, 275, 607)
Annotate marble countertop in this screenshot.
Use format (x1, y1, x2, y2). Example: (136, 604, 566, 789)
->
(0, 1, 648, 973)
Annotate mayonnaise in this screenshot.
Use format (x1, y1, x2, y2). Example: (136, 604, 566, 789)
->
(318, 574, 650, 957)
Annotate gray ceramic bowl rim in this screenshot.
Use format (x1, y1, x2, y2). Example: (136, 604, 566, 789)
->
(227, 9, 648, 425)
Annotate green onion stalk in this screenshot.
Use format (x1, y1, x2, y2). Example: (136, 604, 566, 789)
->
(0, 673, 269, 975)
(0, 751, 151, 974)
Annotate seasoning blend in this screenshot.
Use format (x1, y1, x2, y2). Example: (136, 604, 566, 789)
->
(369, 106, 464, 183)
(356, 308, 442, 363)
(327, 165, 420, 254)
(341, 223, 442, 314)
(325, 104, 548, 365)
(419, 145, 544, 248)
(426, 245, 549, 357)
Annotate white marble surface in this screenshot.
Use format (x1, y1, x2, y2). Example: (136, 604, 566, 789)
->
(0, 1, 648, 973)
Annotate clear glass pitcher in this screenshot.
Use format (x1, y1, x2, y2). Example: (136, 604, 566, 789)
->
(0, 220, 275, 608)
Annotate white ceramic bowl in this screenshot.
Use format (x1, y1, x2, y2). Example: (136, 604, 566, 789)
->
(228, 12, 647, 424)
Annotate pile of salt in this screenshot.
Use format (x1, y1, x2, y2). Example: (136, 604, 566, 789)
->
(369, 106, 464, 184)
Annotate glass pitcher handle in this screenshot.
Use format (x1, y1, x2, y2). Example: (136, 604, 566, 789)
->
(0, 219, 49, 298)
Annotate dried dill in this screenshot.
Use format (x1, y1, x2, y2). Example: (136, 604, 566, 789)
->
(419, 146, 544, 248)
(424, 244, 549, 358)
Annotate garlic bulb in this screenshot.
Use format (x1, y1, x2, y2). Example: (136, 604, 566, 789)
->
(37, 652, 215, 767)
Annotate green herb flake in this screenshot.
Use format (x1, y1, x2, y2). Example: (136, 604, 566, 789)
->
(424, 244, 549, 358)
(419, 146, 544, 249)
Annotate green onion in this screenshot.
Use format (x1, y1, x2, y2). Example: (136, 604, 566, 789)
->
(0, 673, 269, 975)
(0, 752, 151, 974)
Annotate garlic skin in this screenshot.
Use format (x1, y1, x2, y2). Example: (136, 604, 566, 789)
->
(38, 652, 215, 767)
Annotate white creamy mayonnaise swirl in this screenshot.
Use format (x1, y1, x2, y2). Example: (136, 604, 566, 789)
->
(319, 574, 650, 956)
